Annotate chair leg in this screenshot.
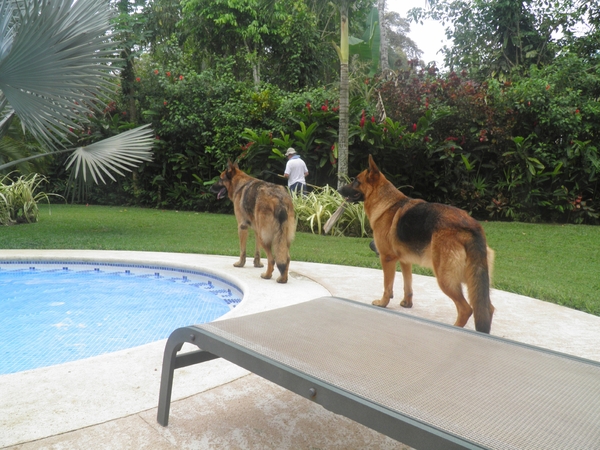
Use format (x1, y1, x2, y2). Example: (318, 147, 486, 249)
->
(157, 327, 220, 426)
(157, 338, 184, 426)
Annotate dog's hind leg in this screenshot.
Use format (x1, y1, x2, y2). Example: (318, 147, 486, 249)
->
(260, 247, 275, 281)
(257, 230, 275, 280)
(437, 276, 472, 328)
(399, 262, 413, 308)
(252, 234, 264, 268)
(373, 255, 397, 307)
(234, 224, 249, 267)
(434, 262, 472, 327)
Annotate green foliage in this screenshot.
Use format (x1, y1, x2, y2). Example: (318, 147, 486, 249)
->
(290, 184, 371, 237)
(179, 0, 332, 88)
(376, 62, 599, 224)
(413, 0, 588, 78)
(0, 173, 60, 225)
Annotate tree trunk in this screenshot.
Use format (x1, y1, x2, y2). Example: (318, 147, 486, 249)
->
(378, 0, 389, 72)
(337, 1, 349, 188)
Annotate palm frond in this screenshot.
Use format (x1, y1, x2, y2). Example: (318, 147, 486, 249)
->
(0, 109, 14, 138)
(0, 0, 117, 148)
(65, 125, 154, 184)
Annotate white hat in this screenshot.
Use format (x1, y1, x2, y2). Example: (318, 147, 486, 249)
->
(285, 148, 297, 156)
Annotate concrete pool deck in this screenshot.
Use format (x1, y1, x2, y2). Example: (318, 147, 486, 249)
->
(2, 249, 600, 449)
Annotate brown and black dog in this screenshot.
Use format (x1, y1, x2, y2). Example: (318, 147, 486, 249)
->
(211, 160, 295, 283)
(339, 155, 495, 333)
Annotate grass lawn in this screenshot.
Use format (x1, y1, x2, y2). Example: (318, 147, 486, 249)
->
(1, 204, 599, 316)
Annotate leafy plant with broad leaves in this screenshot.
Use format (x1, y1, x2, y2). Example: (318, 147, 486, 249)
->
(0, 0, 154, 191)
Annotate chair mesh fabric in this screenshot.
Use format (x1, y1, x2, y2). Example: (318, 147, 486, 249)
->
(199, 297, 600, 449)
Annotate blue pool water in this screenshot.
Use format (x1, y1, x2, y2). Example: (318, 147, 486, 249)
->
(0, 261, 243, 375)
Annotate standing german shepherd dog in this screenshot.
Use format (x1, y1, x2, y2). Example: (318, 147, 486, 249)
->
(339, 155, 495, 333)
(211, 160, 295, 283)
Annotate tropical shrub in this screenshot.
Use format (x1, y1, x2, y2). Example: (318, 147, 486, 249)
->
(0, 173, 60, 225)
(291, 185, 370, 237)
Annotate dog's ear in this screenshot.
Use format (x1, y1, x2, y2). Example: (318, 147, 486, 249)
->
(367, 154, 380, 179)
(226, 159, 237, 179)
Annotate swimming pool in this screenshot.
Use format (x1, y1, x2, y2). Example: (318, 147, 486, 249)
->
(0, 261, 243, 375)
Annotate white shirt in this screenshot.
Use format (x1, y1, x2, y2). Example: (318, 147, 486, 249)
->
(284, 156, 308, 186)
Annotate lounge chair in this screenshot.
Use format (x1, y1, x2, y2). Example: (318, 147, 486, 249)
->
(157, 296, 600, 449)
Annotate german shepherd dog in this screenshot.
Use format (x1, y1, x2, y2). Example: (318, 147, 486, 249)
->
(211, 160, 296, 283)
(339, 155, 495, 333)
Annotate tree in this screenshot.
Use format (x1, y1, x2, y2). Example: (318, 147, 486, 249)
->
(180, 0, 275, 87)
(0, 0, 153, 185)
(411, 0, 585, 77)
(385, 11, 422, 67)
(334, 0, 350, 188)
(180, 0, 327, 90)
(378, 0, 389, 72)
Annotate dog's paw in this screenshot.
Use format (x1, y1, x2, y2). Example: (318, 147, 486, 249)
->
(233, 261, 245, 268)
(276, 276, 288, 284)
(372, 300, 388, 308)
(260, 272, 272, 280)
(400, 299, 413, 308)
(253, 261, 264, 268)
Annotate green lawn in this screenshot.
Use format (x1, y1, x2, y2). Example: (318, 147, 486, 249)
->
(1, 204, 599, 316)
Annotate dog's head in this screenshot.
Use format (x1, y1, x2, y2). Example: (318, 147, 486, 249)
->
(210, 160, 239, 200)
(338, 155, 381, 203)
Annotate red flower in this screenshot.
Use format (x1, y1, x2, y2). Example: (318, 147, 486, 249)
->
(179, 75, 184, 80)
(359, 110, 366, 128)
(575, 109, 580, 114)
(546, 84, 550, 90)
(166, 71, 171, 77)
(412, 123, 417, 132)
(371, 116, 375, 123)
(163, 101, 167, 106)
(306, 102, 311, 113)
(135, 77, 141, 82)
(154, 69, 159, 75)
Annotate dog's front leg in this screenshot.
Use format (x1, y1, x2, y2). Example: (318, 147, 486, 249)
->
(399, 262, 413, 308)
(373, 255, 397, 307)
(234, 225, 248, 267)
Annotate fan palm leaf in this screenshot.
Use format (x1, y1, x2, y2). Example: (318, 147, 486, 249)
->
(0, 0, 154, 183)
(65, 124, 154, 184)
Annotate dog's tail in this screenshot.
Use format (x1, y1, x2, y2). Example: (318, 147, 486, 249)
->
(465, 233, 495, 333)
(273, 202, 296, 277)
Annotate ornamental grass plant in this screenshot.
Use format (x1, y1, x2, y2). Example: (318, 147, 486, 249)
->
(0, 173, 59, 225)
(291, 185, 371, 237)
